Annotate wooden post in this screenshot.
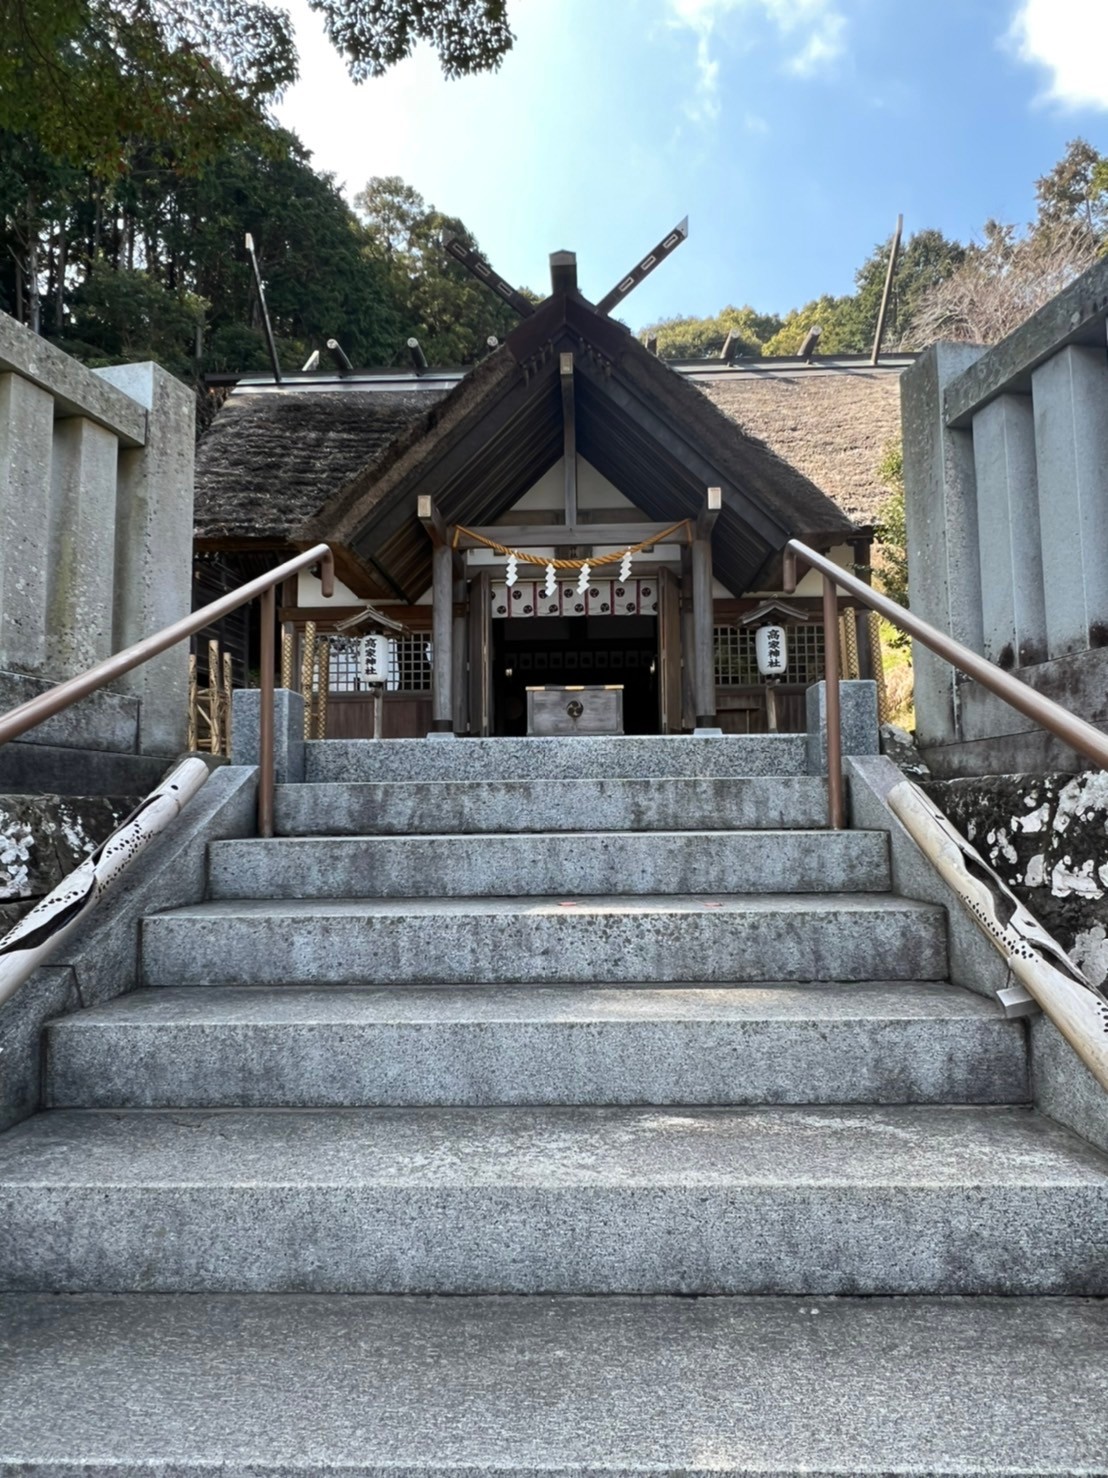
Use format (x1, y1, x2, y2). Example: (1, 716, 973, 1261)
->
(452, 573, 469, 735)
(692, 488, 722, 729)
(419, 494, 454, 734)
(679, 545, 696, 732)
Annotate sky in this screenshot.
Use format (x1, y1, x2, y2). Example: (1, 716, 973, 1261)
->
(274, 0, 1108, 330)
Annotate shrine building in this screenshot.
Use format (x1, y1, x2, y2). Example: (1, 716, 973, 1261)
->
(194, 244, 908, 738)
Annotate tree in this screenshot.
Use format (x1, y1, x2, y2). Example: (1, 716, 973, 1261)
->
(908, 216, 1097, 347)
(355, 175, 528, 364)
(0, 0, 515, 182)
(1035, 138, 1108, 242)
(311, 0, 513, 80)
(641, 305, 782, 360)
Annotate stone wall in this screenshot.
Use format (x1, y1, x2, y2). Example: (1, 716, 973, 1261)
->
(0, 794, 137, 932)
(0, 311, 195, 790)
(925, 771, 1108, 989)
(901, 257, 1108, 777)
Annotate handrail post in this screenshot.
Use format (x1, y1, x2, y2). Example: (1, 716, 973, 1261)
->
(822, 572, 845, 829)
(259, 585, 276, 838)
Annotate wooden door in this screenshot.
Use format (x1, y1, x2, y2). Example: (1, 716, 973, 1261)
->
(657, 567, 682, 734)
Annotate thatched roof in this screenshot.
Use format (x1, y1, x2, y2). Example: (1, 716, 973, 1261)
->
(297, 292, 857, 601)
(694, 368, 903, 527)
(194, 389, 447, 543)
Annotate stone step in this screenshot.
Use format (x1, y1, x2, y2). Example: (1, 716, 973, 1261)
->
(4, 1294, 1107, 1477)
(1, 1105, 1105, 1294)
(44, 982, 1028, 1109)
(275, 774, 832, 835)
(305, 733, 809, 784)
(141, 895, 948, 987)
(207, 830, 890, 901)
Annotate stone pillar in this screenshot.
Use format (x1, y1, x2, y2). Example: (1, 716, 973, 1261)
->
(970, 393, 1046, 669)
(232, 688, 304, 783)
(900, 343, 986, 749)
(96, 362, 195, 755)
(48, 417, 119, 675)
(0, 373, 54, 675)
(1030, 345, 1108, 657)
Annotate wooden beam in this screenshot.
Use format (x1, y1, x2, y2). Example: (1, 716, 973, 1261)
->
(418, 494, 449, 548)
(455, 522, 692, 550)
(561, 352, 577, 527)
(696, 486, 722, 539)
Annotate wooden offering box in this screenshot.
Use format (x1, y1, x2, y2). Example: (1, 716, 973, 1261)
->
(526, 685, 624, 736)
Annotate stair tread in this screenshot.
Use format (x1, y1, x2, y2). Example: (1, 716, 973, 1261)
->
(2, 1104, 1104, 1187)
(53, 980, 1010, 1027)
(155, 892, 940, 919)
(3, 1293, 1107, 1475)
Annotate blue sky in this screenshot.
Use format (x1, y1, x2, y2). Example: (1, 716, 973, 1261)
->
(275, 0, 1108, 329)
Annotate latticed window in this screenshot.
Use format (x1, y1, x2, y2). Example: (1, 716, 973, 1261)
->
(391, 636, 432, 691)
(325, 635, 432, 693)
(714, 623, 825, 686)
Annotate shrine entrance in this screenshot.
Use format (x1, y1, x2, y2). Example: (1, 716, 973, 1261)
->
(493, 615, 659, 736)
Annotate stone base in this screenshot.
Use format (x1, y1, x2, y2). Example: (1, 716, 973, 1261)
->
(0, 669, 139, 753)
(805, 681, 879, 775)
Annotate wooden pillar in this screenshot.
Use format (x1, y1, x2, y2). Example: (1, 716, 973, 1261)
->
(692, 487, 722, 729)
(431, 543, 454, 732)
(679, 545, 696, 731)
(419, 494, 454, 735)
(452, 571, 469, 735)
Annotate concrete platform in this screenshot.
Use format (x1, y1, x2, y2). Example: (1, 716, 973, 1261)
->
(1, 1104, 1105, 1293)
(305, 733, 810, 784)
(207, 830, 891, 900)
(274, 775, 832, 835)
(140, 894, 949, 986)
(3, 1293, 1108, 1476)
(44, 981, 1028, 1108)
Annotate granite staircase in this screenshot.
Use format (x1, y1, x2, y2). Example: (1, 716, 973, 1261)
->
(2, 734, 1107, 1475)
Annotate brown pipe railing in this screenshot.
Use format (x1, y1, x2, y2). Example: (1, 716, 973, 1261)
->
(784, 538, 1108, 829)
(0, 544, 334, 837)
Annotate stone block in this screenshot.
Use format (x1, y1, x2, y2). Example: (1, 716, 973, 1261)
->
(971, 392, 1046, 667)
(208, 829, 891, 900)
(47, 416, 119, 675)
(45, 981, 1028, 1110)
(1031, 345, 1108, 657)
(0, 1103, 1104, 1293)
(0, 670, 139, 753)
(232, 688, 305, 783)
(141, 894, 948, 988)
(305, 733, 809, 784)
(97, 362, 194, 755)
(275, 775, 831, 836)
(900, 343, 987, 749)
(805, 680, 879, 775)
(2, 1293, 1107, 1473)
(0, 372, 53, 675)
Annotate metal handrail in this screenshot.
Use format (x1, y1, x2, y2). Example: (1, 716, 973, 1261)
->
(0, 544, 335, 836)
(784, 538, 1108, 829)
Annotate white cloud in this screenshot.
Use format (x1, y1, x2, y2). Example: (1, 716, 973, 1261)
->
(1008, 0, 1108, 111)
(668, 0, 847, 118)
